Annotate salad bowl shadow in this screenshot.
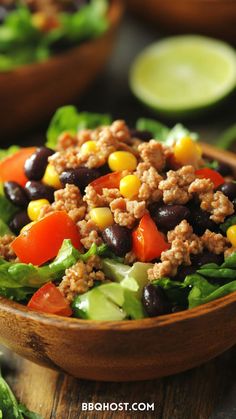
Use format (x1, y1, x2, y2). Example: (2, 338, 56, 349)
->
(0, 143, 235, 381)
(0, 0, 123, 138)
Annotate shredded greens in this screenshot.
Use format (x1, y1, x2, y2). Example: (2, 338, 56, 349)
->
(0, 0, 109, 71)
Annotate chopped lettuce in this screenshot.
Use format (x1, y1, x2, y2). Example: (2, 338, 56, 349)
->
(0, 185, 18, 224)
(185, 274, 236, 309)
(0, 219, 13, 236)
(46, 106, 111, 148)
(0, 368, 42, 419)
(0, 240, 112, 302)
(135, 118, 170, 141)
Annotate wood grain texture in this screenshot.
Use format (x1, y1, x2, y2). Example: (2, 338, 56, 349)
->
(0, 0, 123, 138)
(127, 0, 236, 42)
(2, 345, 236, 419)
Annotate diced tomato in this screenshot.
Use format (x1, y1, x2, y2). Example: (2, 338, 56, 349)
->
(132, 213, 170, 262)
(195, 168, 225, 188)
(0, 147, 36, 187)
(90, 172, 122, 194)
(11, 211, 82, 266)
(28, 283, 72, 317)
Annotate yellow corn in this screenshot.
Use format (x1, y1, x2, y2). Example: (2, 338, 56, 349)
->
(173, 137, 202, 166)
(120, 174, 141, 199)
(42, 164, 62, 189)
(108, 151, 137, 172)
(80, 141, 98, 155)
(227, 225, 236, 247)
(27, 199, 50, 221)
(32, 13, 46, 30)
(90, 207, 114, 230)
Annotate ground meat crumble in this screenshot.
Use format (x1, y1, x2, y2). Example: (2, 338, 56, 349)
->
(59, 255, 105, 302)
(0, 235, 17, 261)
(159, 165, 196, 204)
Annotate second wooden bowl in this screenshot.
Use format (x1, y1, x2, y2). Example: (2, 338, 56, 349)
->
(0, 143, 235, 382)
(127, 0, 236, 43)
(0, 0, 123, 138)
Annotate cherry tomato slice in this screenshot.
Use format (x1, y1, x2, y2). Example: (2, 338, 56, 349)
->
(90, 172, 122, 194)
(195, 168, 225, 188)
(132, 213, 170, 262)
(0, 147, 36, 187)
(12, 211, 82, 266)
(28, 282, 72, 317)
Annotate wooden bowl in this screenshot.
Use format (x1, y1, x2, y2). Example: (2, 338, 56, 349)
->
(127, 0, 236, 43)
(0, 143, 235, 382)
(0, 0, 123, 138)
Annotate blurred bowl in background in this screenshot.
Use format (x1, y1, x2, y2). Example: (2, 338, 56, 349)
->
(127, 0, 236, 42)
(0, 0, 123, 139)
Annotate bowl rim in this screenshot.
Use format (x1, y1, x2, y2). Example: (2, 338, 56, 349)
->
(0, 0, 123, 76)
(1, 290, 236, 331)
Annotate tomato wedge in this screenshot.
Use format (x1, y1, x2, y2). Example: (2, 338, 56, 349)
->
(12, 211, 82, 266)
(28, 283, 72, 316)
(90, 172, 122, 194)
(132, 213, 170, 262)
(0, 147, 36, 187)
(195, 168, 224, 188)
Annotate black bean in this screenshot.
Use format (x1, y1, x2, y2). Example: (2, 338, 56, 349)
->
(24, 147, 54, 181)
(129, 129, 153, 141)
(142, 284, 171, 317)
(60, 167, 100, 192)
(25, 181, 55, 203)
(9, 210, 31, 235)
(190, 251, 224, 268)
(217, 182, 236, 201)
(174, 265, 197, 282)
(152, 204, 190, 231)
(216, 162, 233, 177)
(3, 181, 28, 207)
(189, 207, 217, 235)
(102, 224, 132, 257)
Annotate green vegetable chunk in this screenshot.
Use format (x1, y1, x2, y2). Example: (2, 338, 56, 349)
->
(46, 106, 111, 148)
(72, 282, 145, 321)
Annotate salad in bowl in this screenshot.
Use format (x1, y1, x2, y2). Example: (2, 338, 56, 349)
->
(0, 0, 109, 71)
(1, 106, 236, 321)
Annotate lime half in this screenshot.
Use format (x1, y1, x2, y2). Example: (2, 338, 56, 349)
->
(130, 35, 236, 117)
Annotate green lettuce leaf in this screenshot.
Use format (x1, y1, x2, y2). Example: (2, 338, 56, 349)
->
(0, 145, 19, 161)
(135, 118, 170, 141)
(185, 274, 236, 308)
(0, 219, 13, 236)
(135, 118, 198, 146)
(0, 188, 18, 224)
(46, 106, 111, 148)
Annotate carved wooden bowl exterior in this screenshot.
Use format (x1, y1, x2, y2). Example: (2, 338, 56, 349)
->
(0, 144, 235, 382)
(0, 0, 123, 138)
(127, 0, 236, 42)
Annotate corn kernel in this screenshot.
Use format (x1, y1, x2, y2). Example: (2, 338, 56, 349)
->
(108, 151, 137, 172)
(27, 199, 50, 221)
(174, 137, 202, 166)
(227, 225, 236, 247)
(80, 141, 98, 155)
(32, 13, 46, 30)
(20, 222, 35, 234)
(42, 164, 62, 189)
(120, 174, 141, 199)
(90, 207, 114, 230)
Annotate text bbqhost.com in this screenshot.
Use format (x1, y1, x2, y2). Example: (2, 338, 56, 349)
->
(82, 402, 155, 412)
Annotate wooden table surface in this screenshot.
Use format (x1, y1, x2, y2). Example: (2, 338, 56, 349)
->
(2, 13, 236, 419)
